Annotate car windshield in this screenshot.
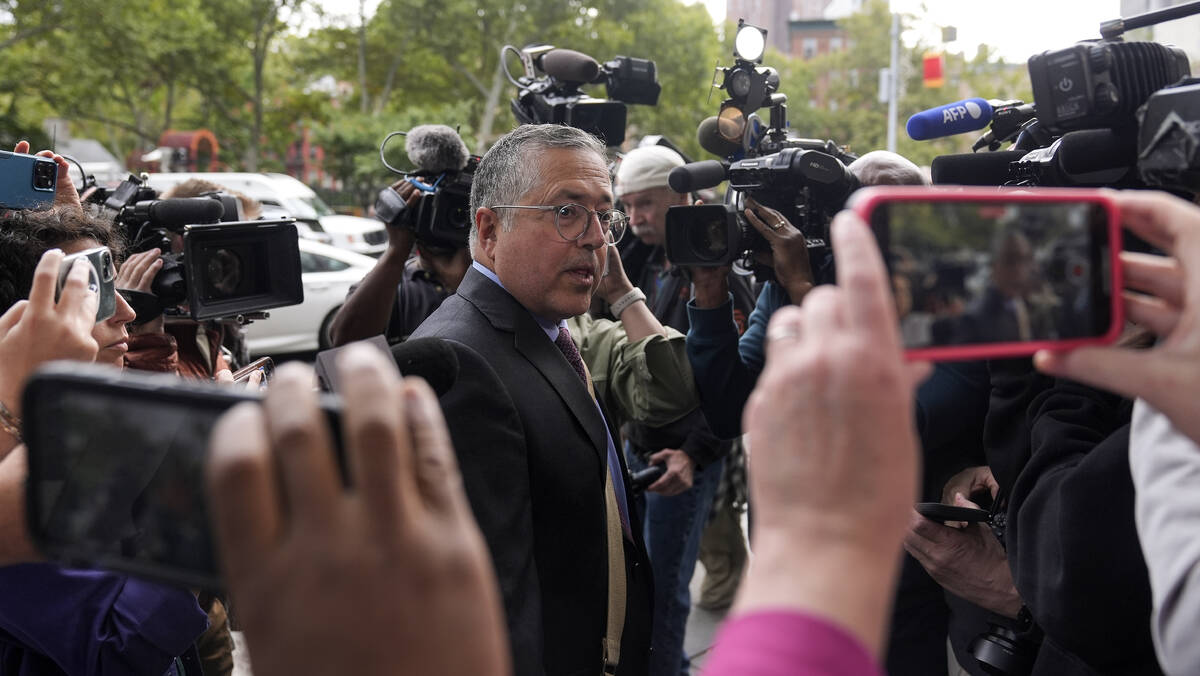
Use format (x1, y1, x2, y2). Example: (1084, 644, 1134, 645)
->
(277, 194, 332, 220)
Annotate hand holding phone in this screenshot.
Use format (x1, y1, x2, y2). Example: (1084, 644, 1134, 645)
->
(55, 246, 117, 323)
(0, 150, 58, 211)
(915, 502, 991, 524)
(850, 186, 1123, 361)
(232, 357, 274, 385)
(0, 249, 99, 418)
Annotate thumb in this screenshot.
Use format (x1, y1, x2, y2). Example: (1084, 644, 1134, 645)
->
(953, 492, 982, 510)
(647, 449, 673, 464)
(1034, 347, 1165, 402)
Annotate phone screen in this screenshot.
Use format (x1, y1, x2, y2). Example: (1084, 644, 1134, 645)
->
(870, 200, 1113, 350)
(24, 366, 343, 590)
(28, 385, 232, 588)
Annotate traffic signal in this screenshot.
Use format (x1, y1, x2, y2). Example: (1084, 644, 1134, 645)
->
(923, 52, 945, 88)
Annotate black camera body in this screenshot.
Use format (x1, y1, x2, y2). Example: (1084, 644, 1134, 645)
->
(664, 148, 858, 267)
(1028, 41, 1190, 134)
(934, 29, 1197, 196)
(506, 44, 660, 146)
(409, 156, 479, 250)
(662, 22, 857, 268)
(91, 174, 303, 321)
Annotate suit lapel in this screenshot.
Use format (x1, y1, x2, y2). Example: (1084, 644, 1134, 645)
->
(457, 269, 609, 462)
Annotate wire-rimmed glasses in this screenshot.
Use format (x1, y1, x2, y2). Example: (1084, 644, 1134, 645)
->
(489, 203, 628, 244)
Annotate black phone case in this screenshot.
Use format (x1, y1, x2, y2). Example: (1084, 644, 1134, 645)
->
(915, 502, 991, 523)
(22, 362, 343, 591)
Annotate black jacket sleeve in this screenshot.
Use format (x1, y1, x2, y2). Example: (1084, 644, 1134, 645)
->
(1005, 378, 1160, 673)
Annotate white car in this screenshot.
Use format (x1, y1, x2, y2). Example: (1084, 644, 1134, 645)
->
(244, 239, 378, 357)
(145, 172, 389, 257)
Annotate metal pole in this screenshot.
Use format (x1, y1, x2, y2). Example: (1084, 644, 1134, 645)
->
(887, 11, 900, 152)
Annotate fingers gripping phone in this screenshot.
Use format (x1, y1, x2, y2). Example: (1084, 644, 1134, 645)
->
(0, 150, 57, 211)
(55, 246, 117, 323)
(22, 363, 344, 590)
(850, 187, 1123, 361)
(232, 356, 274, 384)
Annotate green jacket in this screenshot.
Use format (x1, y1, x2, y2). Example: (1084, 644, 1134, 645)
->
(567, 313, 699, 432)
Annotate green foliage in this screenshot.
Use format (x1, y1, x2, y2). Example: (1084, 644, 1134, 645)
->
(0, 0, 1040, 205)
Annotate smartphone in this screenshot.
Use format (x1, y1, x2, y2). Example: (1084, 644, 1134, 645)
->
(22, 362, 345, 591)
(232, 356, 274, 384)
(56, 246, 117, 323)
(849, 186, 1122, 361)
(915, 502, 992, 524)
(0, 150, 57, 211)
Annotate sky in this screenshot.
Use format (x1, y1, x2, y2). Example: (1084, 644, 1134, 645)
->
(314, 0, 1125, 64)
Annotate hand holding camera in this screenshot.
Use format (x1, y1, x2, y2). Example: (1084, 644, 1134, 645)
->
(743, 196, 815, 303)
(11, 141, 81, 213)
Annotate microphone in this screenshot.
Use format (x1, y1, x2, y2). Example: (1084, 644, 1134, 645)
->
(390, 337, 460, 397)
(1055, 129, 1137, 176)
(931, 151, 1025, 186)
(405, 125, 471, 174)
(138, 198, 225, 228)
(539, 49, 601, 84)
(906, 98, 994, 141)
(696, 116, 742, 158)
(668, 160, 728, 193)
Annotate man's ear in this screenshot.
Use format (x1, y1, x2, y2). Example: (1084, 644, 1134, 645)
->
(475, 207, 500, 261)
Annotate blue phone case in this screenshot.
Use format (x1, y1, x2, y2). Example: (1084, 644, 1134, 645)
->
(0, 150, 58, 211)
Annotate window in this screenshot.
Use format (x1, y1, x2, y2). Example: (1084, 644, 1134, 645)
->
(300, 251, 351, 273)
(830, 37, 844, 51)
(803, 38, 818, 59)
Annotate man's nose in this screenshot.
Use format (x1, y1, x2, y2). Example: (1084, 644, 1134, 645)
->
(578, 212, 608, 249)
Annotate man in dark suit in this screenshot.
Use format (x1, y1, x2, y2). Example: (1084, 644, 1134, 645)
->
(410, 123, 652, 676)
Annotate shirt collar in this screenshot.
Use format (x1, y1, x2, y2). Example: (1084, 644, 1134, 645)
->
(471, 261, 565, 342)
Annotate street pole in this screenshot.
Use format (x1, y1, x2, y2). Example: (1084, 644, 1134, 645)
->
(887, 11, 900, 152)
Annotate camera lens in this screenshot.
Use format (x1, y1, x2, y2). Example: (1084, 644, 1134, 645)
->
(204, 248, 243, 297)
(687, 215, 731, 263)
(33, 161, 55, 190)
(100, 252, 116, 283)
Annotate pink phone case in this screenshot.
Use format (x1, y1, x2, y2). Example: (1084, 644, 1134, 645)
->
(847, 186, 1125, 362)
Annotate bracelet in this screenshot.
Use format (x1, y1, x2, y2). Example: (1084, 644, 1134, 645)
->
(0, 400, 21, 443)
(610, 288, 647, 317)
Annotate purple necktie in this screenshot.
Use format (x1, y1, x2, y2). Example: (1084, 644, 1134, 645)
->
(554, 325, 633, 541)
(555, 326, 589, 386)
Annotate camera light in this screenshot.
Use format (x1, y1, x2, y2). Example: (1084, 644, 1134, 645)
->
(718, 105, 747, 142)
(734, 23, 767, 63)
(729, 69, 753, 99)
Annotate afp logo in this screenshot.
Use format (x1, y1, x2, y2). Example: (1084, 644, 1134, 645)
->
(942, 100, 984, 123)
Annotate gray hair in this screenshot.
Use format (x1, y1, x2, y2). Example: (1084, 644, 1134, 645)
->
(848, 150, 928, 187)
(468, 124, 608, 256)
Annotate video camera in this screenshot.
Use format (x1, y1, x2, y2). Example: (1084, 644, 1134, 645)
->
(504, 43, 661, 146)
(663, 20, 858, 268)
(376, 125, 479, 250)
(89, 175, 303, 321)
(922, 2, 1200, 196)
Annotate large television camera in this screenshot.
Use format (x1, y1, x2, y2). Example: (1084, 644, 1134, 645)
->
(89, 175, 303, 321)
(663, 20, 858, 268)
(376, 125, 479, 250)
(925, 2, 1200, 196)
(504, 43, 661, 146)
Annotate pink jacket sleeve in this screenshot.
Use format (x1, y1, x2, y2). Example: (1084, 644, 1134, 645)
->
(704, 610, 883, 676)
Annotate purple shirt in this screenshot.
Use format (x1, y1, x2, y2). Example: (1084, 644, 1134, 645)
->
(705, 610, 883, 676)
(0, 563, 207, 676)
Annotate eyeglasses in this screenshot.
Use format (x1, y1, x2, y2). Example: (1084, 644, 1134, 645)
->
(489, 203, 628, 245)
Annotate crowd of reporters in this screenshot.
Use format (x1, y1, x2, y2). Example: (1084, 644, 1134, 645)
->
(1, 79, 1200, 676)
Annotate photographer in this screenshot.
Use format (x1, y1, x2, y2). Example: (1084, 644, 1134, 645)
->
(0, 204, 208, 675)
(614, 144, 756, 675)
(329, 178, 470, 346)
